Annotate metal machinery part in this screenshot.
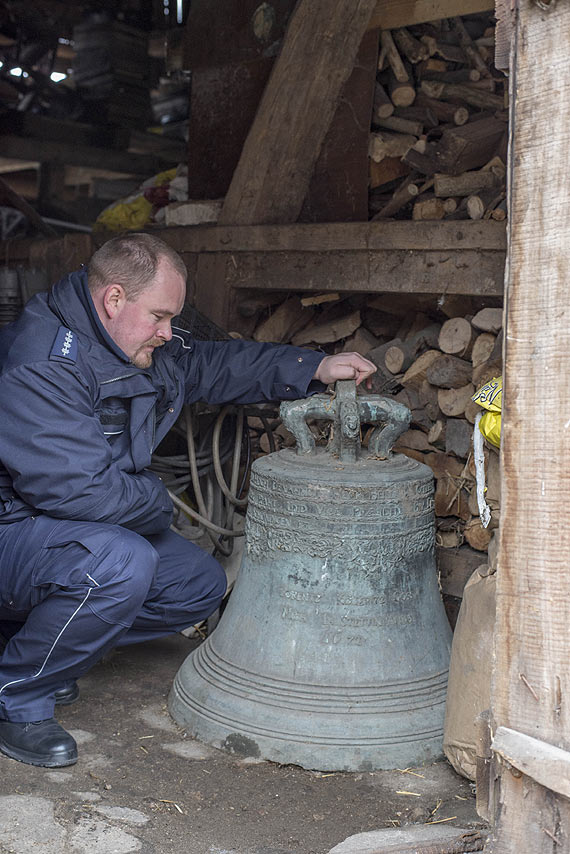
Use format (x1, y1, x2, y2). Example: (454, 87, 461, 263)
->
(169, 380, 453, 772)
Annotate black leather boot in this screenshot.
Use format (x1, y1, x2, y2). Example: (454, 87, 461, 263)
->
(0, 718, 78, 767)
(54, 681, 80, 706)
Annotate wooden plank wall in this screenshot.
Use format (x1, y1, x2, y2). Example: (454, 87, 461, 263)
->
(489, 0, 570, 849)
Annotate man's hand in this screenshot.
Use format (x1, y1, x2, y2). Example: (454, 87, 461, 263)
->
(314, 352, 377, 389)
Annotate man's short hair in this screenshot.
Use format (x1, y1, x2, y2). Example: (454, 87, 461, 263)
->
(88, 232, 187, 301)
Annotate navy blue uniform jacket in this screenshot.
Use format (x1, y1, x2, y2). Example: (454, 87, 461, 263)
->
(0, 271, 323, 536)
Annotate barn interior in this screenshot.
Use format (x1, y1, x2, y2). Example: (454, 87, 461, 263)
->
(0, 0, 565, 852)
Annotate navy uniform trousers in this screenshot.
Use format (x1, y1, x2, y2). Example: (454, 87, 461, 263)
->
(0, 515, 226, 722)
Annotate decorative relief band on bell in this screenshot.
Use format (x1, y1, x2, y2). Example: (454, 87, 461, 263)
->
(249, 468, 433, 500)
(248, 491, 435, 522)
(245, 517, 435, 563)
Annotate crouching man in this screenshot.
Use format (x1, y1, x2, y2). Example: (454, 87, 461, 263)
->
(0, 232, 375, 767)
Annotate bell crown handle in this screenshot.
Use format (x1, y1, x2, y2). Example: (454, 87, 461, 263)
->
(280, 380, 411, 461)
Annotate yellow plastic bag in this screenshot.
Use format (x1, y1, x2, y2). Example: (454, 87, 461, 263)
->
(472, 376, 502, 448)
(94, 168, 177, 234)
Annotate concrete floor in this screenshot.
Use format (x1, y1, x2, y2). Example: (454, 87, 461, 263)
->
(0, 628, 486, 854)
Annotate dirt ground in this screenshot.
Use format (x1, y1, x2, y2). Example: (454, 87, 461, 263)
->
(0, 630, 486, 854)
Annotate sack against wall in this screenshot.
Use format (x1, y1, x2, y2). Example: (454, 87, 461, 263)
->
(443, 568, 496, 780)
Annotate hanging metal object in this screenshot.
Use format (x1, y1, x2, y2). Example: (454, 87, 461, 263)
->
(169, 381, 452, 771)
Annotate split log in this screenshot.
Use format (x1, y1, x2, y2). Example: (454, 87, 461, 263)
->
(392, 27, 430, 64)
(394, 428, 434, 452)
(394, 447, 426, 464)
(421, 80, 505, 112)
(472, 307, 503, 333)
(367, 338, 405, 373)
(434, 171, 499, 197)
(435, 477, 471, 520)
(427, 354, 473, 388)
(445, 418, 473, 458)
(387, 71, 416, 108)
(422, 68, 482, 84)
(464, 516, 492, 551)
(428, 419, 446, 449)
(373, 81, 394, 119)
(369, 130, 417, 162)
(419, 34, 437, 57)
(468, 486, 481, 517)
(300, 292, 340, 307)
(436, 529, 464, 549)
(402, 147, 439, 175)
(384, 341, 414, 373)
(423, 451, 468, 481)
(489, 204, 507, 221)
(401, 349, 442, 390)
(433, 117, 508, 174)
(464, 397, 481, 424)
(372, 174, 421, 219)
(430, 41, 466, 64)
(238, 293, 286, 318)
(418, 380, 441, 422)
(481, 155, 507, 179)
(341, 326, 379, 356)
(438, 316, 476, 358)
(438, 383, 475, 417)
(422, 58, 448, 73)
(472, 359, 501, 389)
(410, 321, 441, 348)
(291, 309, 361, 346)
(438, 294, 478, 319)
(253, 296, 314, 343)
(375, 114, 424, 137)
(369, 155, 411, 189)
(415, 92, 469, 126)
(412, 196, 447, 220)
(394, 104, 439, 128)
(380, 321, 440, 372)
(466, 189, 505, 220)
(361, 307, 401, 338)
(380, 30, 409, 82)
(463, 77, 497, 92)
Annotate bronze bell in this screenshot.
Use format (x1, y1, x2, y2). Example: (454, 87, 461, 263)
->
(169, 381, 452, 771)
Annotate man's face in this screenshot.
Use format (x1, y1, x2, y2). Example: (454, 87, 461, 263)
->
(107, 259, 186, 369)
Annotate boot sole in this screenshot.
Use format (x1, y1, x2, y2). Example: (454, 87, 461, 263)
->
(0, 739, 78, 768)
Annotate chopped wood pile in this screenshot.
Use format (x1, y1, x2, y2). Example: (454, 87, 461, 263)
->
(247, 290, 503, 623)
(369, 13, 508, 223)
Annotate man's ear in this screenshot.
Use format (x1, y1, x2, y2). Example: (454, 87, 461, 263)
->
(102, 284, 126, 319)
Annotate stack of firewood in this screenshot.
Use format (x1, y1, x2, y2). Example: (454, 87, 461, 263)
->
(369, 13, 508, 222)
(247, 290, 502, 622)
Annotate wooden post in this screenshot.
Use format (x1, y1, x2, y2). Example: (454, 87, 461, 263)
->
(220, 0, 378, 226)
(488, 1, 570, 850)
(193, 0, 378, 330)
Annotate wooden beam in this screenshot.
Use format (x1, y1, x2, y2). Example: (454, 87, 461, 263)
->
(218, 0, 379, 226)
(0, 175, 56, 237)
(492, 727, 570, 801)
(490, 1, 570, 850)
(0, 134, 169, 176)
(368, 0, 495, 31)
(158, 220, 506, 254)
(194, 247, 504, 295)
